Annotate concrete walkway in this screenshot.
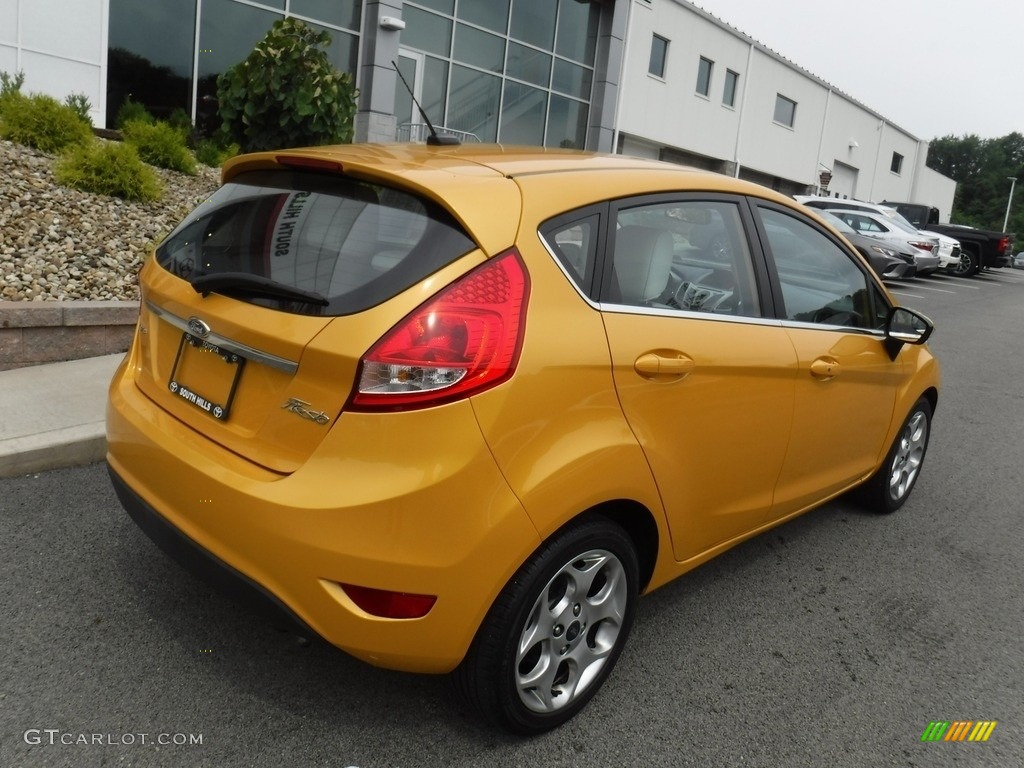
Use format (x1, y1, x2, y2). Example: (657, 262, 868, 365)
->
(0, 353, 124, 478)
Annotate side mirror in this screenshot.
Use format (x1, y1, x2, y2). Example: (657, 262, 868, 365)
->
(884, 307, 934, 360)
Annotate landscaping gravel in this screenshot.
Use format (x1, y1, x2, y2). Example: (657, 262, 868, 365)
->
(0, 139, 220, 301)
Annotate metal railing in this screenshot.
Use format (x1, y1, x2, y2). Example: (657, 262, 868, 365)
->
(396, 123, 481, 143)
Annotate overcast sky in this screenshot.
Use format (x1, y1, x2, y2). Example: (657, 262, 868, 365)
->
(691, 0, 1023, 141)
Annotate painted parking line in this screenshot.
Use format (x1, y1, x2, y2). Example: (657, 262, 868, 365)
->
(929, 278, 982, 289)
(899, 283, 957, 294)
(887, 290, 926, 299)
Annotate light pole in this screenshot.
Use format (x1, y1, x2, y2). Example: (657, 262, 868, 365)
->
(1003, 177, 1017, 232)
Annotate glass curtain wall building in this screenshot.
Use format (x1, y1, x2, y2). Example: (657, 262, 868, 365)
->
(105, 0, 613, 149)
(396, 0, 600, 148)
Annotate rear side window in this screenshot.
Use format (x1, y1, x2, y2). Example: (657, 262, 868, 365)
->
(156, 170, 476, 316)
(542, 213, 600, 296)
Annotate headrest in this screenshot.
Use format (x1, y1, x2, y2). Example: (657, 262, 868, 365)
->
(615, 225, 674, 304)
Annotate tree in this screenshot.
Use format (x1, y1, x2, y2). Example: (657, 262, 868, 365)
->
(927, 132, 1024, 233)
(217, 18, 358, 153)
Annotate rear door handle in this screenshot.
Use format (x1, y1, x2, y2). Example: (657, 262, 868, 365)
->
(634, 352, 695, 379)
(810, 357, 840, 380)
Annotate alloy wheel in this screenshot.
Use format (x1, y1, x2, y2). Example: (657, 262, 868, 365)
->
(888, 410, 928, 501)
(515, 549, 629, 714)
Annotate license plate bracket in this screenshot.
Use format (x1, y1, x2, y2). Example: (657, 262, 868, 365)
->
(168, 333, 245, 421)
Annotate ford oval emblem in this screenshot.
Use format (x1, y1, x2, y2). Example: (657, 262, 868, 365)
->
(187, 317, 211, 338)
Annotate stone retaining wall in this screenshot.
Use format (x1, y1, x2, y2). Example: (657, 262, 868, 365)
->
(0, 301, 138, 371)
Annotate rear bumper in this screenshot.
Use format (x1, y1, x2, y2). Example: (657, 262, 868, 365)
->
(109, 465, 320, 641)
(107, 352, 540, 673)
(938, 248, 961, 268)
(912, 253, 942, 272)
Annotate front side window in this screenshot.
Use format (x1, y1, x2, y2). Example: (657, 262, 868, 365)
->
(723, 69, 738, 107)
(773, 94, 797, 127)
(696, 57, 713, 96)
(759, 207, 882, 329)
(607, 200, 761, 317)
(649, 34, 669, 78)
(156, 170, 475, 316)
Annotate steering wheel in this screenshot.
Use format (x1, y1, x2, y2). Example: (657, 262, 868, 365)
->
(674, 281, 737, 313)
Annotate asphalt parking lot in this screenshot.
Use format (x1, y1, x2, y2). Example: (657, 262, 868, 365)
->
(1, 268, 1022, 768)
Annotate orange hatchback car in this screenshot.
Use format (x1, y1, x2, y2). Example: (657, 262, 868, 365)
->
(107, 144, 939, 733)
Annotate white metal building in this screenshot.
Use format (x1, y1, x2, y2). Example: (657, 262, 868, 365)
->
(0, 0, 956, 218)
(617, 0, 955, 218)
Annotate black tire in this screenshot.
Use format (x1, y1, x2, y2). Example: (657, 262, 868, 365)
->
(946, 249, 977, 277)
(453, 517, 639, 734)
(970, 249, 983, 275)
(858, 398, 932, 514)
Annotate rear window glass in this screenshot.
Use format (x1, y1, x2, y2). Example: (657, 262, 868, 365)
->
(155, 170, 476, 315)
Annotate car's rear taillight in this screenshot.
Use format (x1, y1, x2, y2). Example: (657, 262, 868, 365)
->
(997, 236, 1010, 255)
(909, 241, 935, 253)
(350, 249, 529, 411)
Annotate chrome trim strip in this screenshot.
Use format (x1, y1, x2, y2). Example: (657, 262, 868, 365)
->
(776, 319, 886, 337)
(598, 301, 885, 336)
(598, 302, 785, 327)
(533, 235, 886, 336)
(145, 301, 299, 374)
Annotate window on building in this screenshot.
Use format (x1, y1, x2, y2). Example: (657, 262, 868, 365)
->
(696, 56, 713, 96)
(723, 69, 738, 107)
(290, 0, 361, 29)
(891, 152, 904, 174)
(108, 0, 365, 131)
(397, 0, 599, 149)
(107, 0, 198, 126)
(649, 35, 668, 78)
(773, 94, 797, 127)
(510, 0, 556, 50)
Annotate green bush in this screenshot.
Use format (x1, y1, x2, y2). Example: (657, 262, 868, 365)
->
(0, 69, 25, 115)
(167, 107, 193, 136)
(0, 69, 25, 96)
(0, 93, 93, 153)
(217, 17, 358, 152)
(55, 141, 163, 202)
(122, 119, 197, 175)
(194, 137, 239, 168)
(64, 93, 93, 126)
(115, 97, 154, 129)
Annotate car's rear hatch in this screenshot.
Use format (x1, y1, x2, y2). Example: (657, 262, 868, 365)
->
(132, 150, 520, 473)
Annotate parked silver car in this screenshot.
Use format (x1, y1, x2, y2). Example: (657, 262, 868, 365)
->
(825, 209, 941, 274)
(819, 211, 916, 280)
(795, 196, 960, 272)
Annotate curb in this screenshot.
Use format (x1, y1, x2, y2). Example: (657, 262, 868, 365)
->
(0, 352, 123, 478)
(0, 425, 107, 478)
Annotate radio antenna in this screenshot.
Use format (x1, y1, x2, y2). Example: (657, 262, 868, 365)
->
(392, 60, 459, 146)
